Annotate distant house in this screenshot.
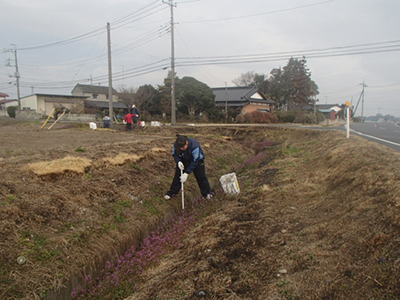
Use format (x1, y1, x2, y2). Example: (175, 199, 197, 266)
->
(0, 93, 18, 110)
(0, 92, 10, 99)
(71, 84, 128, 111)
(316, 104, 342, 121)
(212, 85, 274, 115)
(21, 94, 87, 115)
(0, 99, 18, 110)
(71, 84, 119, 102)
(83, 99, 128, 111)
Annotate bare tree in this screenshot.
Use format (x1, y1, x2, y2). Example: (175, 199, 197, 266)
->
(135, 85, 155, 116)
(118, 86, 154, 115)
(232, 71, 256, 86)
(118, 87, 136, 111)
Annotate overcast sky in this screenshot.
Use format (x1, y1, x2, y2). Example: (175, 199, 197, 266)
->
(1, 0, 399, 117)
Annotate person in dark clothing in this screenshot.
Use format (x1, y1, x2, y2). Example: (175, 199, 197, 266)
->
(103, 115, 111, 128)
(165, 135, 212, 200)
(124, 113, 133, 131)
(131, 105, 139, 127)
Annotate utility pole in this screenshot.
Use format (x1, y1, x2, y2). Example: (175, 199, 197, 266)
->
(163, 0, 176, 124)
(313, 96, 318, 116)
(360, 80, 367, 122)
(353, 82, 367, 120)
(5, 45, 21, 111)
(225, 82, 228, 123)
(107, 23, 113, 121)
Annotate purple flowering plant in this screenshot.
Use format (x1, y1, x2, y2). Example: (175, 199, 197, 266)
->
(71, 191, 222, 299)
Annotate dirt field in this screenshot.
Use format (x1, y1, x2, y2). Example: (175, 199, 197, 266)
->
(0, 119, 399, 300)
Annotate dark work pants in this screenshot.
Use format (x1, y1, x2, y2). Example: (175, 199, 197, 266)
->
(126, 123, 132, 131)
(167, 161, 211, 197)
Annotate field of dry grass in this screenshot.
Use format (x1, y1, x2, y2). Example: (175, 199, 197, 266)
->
(0, 120, 399, 300)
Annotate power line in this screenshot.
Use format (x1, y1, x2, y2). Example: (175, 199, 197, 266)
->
(176, 40, 400, 61)
(174, 40, 400, 66)
(18, 27, 105, 51)
(11, 39, 400, 92)
(17, 1, 167, 51)
(111, 0, 162, 27)
(179, 0, 335, 24)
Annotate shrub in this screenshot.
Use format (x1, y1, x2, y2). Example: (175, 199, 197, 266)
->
(205, 108, 224, 123)
(236, 111, 278, 124)
(7, 106, 17, 118)
(274, 110, 298, 123)
(301, 112, 317, 124)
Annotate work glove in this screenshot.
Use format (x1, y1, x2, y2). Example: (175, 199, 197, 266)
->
(180, 173, 188, 183)
(178, 161, 184, 171)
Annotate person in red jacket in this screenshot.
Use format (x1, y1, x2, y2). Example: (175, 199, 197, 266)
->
(124, 112, 133, 131)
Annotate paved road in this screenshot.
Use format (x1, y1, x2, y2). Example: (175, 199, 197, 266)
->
(347, 122, 400, 151)
(282, 121, 400, 152)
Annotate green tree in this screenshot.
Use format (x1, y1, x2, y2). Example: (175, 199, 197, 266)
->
(176, 77, 215, 118)
(253, 73, 270, 95)
(119, 85, 160, 119)
(269, 57, 318, 121)
(268, 67, 284, 110)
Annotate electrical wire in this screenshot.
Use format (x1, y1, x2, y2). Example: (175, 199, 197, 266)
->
(174, 41, 400, 67)
(17, 1, 167, 51)
(179, 0, 335, 24)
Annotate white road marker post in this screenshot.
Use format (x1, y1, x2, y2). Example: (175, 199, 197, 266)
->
(346, 101, 351, 139)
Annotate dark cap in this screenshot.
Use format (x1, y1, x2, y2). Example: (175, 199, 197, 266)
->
(175, 135, 187, 148)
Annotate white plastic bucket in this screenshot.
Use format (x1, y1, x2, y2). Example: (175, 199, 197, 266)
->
(219, 172, 240, 195)
(139, 121, 145, 127)
(89, 122, 97, 130)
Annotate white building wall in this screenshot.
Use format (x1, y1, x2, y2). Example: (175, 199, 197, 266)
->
(21, 95, 38, 110)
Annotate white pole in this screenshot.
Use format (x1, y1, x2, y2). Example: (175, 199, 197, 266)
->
(346, 105, 350, 139)
(180, 168, 185, 210)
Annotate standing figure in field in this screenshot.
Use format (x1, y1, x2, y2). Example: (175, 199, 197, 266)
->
(124, 112, 133, 131)
(103, 115, 111, 128)
(131, 105, 139, 127)
(164, 135, 212, 200)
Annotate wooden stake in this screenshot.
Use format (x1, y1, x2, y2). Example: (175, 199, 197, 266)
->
(39, 107, 56, 130)
(48, 110, 66, 130)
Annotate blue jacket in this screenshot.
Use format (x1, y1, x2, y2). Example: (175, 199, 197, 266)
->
(172, 137, 205, 174)
(131, 107, 139, 116)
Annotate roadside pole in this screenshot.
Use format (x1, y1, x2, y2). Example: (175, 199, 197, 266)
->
(346, 101, 351, 139)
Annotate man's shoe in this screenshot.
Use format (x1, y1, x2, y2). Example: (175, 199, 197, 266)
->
(206, 194, 213, 200)
(164, 195, 171, 200)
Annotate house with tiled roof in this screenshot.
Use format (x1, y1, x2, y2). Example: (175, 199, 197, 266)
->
(212, 85, 274, 115)
(71, 84, 119, 102)
(71, 84, 128, 111)
(0, 92, 10, 99)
